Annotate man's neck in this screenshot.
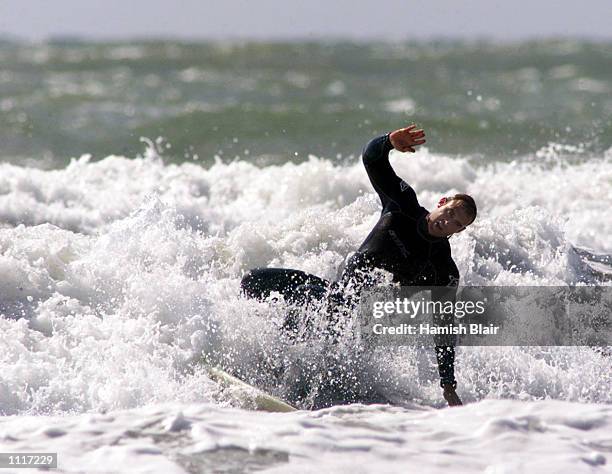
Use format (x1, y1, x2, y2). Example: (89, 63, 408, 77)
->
(420, 213, 445, 241)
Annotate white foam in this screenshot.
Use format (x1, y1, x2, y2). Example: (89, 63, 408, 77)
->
(0, 400, 609, 473)
(0, 147, 609, 418)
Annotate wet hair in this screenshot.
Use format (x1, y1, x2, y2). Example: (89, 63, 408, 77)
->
(449, 194, 477, 225)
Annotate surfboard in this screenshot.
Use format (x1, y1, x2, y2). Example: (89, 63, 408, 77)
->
(205, 365, 298, 413)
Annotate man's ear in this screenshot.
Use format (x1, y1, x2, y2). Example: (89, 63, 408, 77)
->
(437, 197, 448, 208)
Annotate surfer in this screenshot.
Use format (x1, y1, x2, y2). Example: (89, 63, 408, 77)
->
(241, 125, 477, 407)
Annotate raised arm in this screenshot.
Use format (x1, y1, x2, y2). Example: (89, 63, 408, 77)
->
(362, 125, 426, 216)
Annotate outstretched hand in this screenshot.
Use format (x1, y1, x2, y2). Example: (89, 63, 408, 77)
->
(389, 124, 426, 153)
(442, 384, 463, 407)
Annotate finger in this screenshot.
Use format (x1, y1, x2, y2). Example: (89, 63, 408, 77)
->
(412, 138, 426, 145)
(407, 146, 416, 153)
(410, 129, 425, 136)
(404, 124, 417, 131)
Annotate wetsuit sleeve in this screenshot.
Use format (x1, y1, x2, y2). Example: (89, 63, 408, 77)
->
(362, 134, 421, 216)
(432, 259, 460, 388)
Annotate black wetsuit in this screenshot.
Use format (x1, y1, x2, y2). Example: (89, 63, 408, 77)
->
(242, 134, 459, 387)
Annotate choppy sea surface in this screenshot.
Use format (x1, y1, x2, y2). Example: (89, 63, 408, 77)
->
(0, 39, 611, 473)
(1, 39, 611, 166)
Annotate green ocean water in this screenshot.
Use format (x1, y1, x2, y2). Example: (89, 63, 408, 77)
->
(1, 39, 610, 167)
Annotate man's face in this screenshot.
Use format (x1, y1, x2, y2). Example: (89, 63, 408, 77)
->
(427, 200, 472, 238)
